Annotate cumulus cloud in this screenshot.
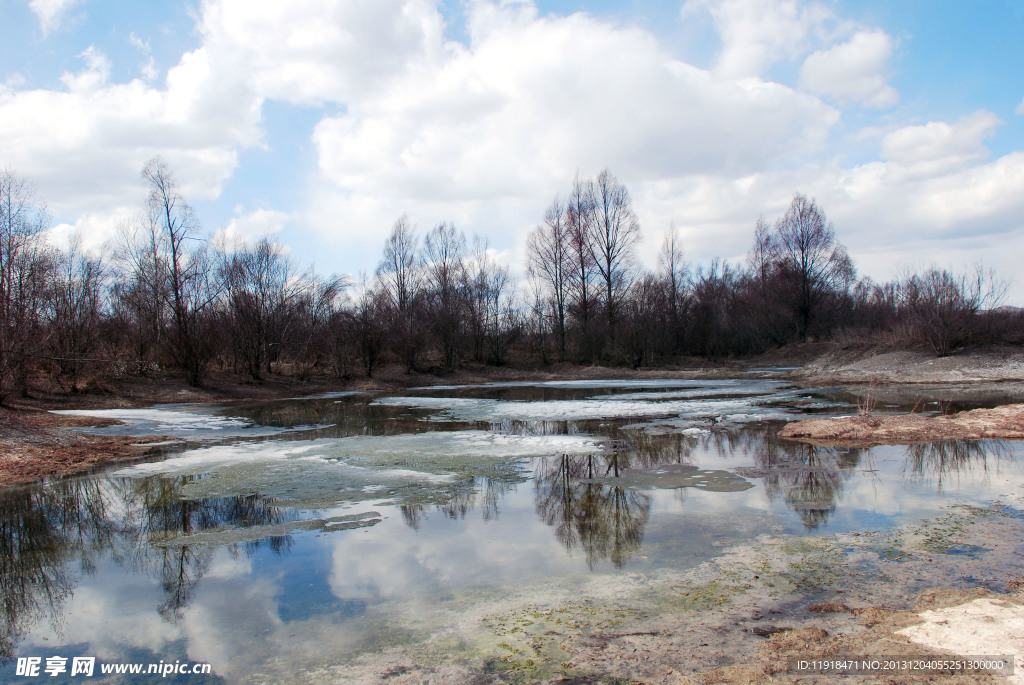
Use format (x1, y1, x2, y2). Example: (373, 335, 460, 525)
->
(195, 0, 446, 105)
(0, 41, 262, 220)
(310, 1, 838, 251)
(681, 0, 839, 78)
(800, 30, 898, 108)
(29, 0, 81, 36)
(879, 111, 1000, 172)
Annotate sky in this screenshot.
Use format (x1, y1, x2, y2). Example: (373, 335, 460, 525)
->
(1, 0, 1023, 301)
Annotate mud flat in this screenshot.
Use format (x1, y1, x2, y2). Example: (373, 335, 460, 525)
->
(777, 403, 1024, 447)
(0, 408, 174, 486)
(302, 500, 1024, 685)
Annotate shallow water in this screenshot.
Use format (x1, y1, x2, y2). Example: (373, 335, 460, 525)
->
(3, 379, 1022, 683)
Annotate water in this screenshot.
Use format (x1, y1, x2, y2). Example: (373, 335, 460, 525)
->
(2, 379, 1022, 682)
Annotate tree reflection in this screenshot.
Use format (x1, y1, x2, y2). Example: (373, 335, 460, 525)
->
(399, 463, 527, 530)
(0, 482, 97, 661)
(904, 440, 1013, 489)
(534, 454, 650, 569)
(746, 428, 862, 530)
(120, 477, 296, 621)
(0, 474, 300, 658)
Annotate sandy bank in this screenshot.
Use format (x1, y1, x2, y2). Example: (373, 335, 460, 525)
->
(792, 346, 1024, 385)
(778, 403, 1024, 447)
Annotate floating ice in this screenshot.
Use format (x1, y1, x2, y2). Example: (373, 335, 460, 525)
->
(53, 405, 326, 438)
(409, 379, 763, 391)
(373, 391, 800, 426)
(320, 431, 605, 461)
(111, 431, 606, 507)
(149, 511, 383, 547)
(111, 440, 323, 475)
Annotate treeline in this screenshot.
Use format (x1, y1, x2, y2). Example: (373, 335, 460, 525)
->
(0, 161, 1018, 400)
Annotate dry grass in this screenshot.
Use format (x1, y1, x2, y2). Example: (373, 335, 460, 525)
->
(0, 407, 172, 486)
(778, 403, 1024, 447)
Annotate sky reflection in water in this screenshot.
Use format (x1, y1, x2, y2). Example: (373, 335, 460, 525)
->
(2, 379, 1022, 682)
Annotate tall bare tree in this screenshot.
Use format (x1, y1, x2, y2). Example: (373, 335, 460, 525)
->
(565, 175, 596, 362)
(469, 240, 519, 365)
(771, 193, 854, 341)
(377, 215, 423, 372)
(527, 197, 571, 361)
(591, 168, 641, 349)
(46, 238, 105, 391)
(422, 222, 467, 371)
(658, 223, 688, 354)
(137, 157, 219, 385)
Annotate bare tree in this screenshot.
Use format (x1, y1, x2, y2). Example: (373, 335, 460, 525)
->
(347, 274, 387, 377)
(658, 223, 688, 354)
(377, 215, 423, 372)
(527, 197, 571, 361)
(565, 175, 597, 362)
(622, 274, 662, 368)
(113, 212, 169, 376)
(46, 238, 106, 391)
(744, 214, 792, 346)
(900, 265, 1006, 356)
(290, 270, 346, 378)
(0, 170, 50, 400)
(591, 168, 641, 349)
(138, 157, 219, 386)
(220, 237, 297, 380)
(771, 193, 854, 341)
(464, 236, 518, 365)
(422, 222, 467, 372)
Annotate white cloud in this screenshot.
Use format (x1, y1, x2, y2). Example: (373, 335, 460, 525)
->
(310, 1, 838, 251)
(46, 207, 136, 257)
(60, 46, 111, 93)
(682, 0, 840, 78)
(195, 0, 446, 105)
(29, 0, 81, 36)
(128, 32, 150, 53)
(879, 111, 1000, 175)
(216, 208, 291, 245)
(1016, 96, 1024, 116)
(0, 42, 262, 222)
(129, 32, 159, 81)
(800, 30, 898, 108)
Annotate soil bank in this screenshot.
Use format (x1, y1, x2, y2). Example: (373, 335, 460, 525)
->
(778, 403, 1024, 447)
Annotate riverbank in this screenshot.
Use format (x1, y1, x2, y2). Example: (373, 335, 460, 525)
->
(778, 403, 1024, 447)
(791, 345, 1024, 386)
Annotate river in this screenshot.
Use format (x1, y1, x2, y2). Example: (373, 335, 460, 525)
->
(2, 378, 1022, 683)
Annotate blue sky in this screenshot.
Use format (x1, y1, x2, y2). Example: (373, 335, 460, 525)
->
(2, 0, 1023, 301)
